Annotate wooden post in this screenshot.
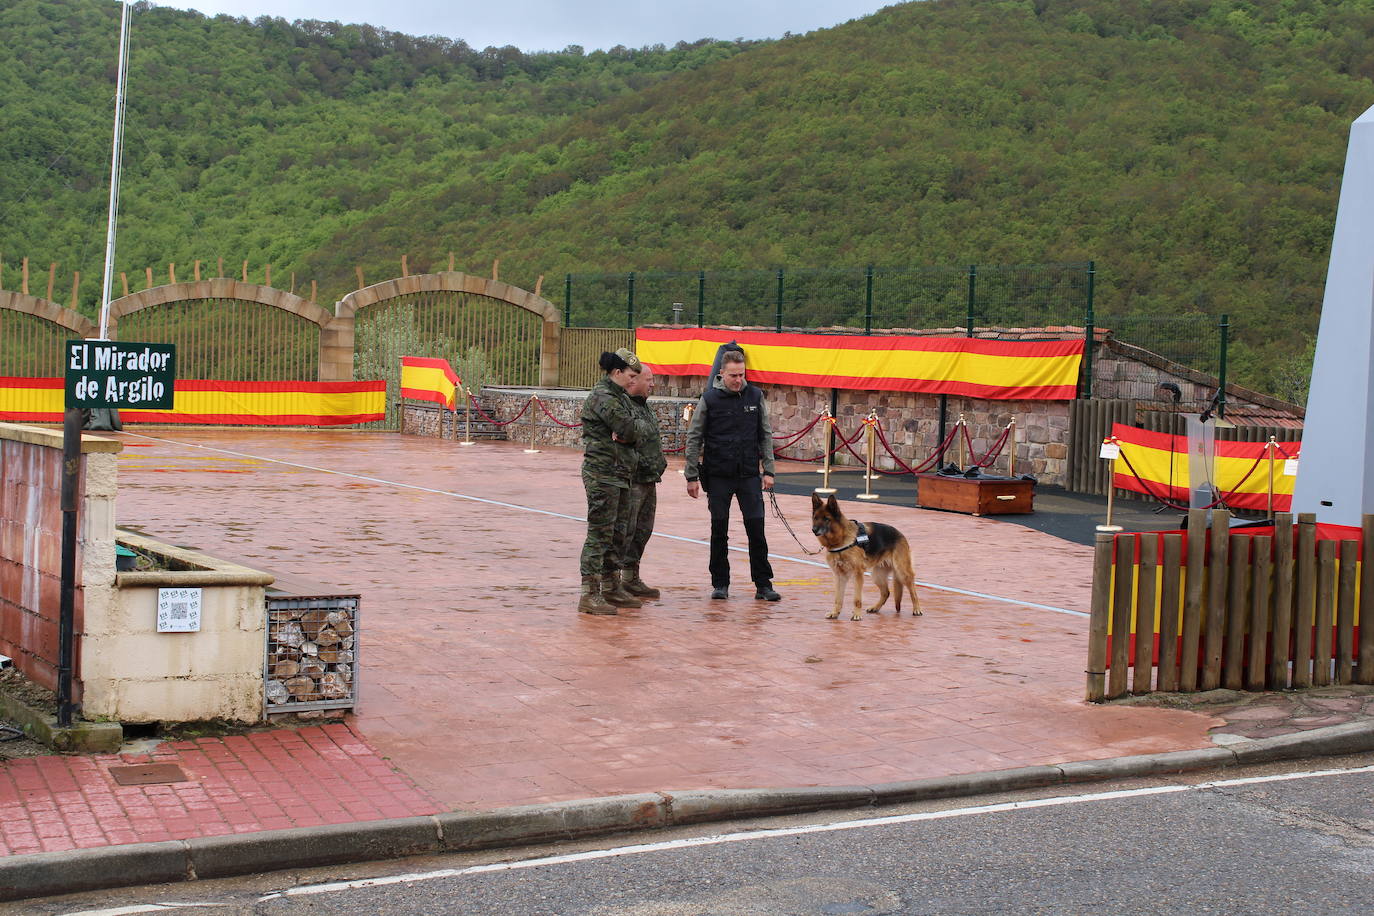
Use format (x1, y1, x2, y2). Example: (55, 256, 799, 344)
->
(448, 251, 455, 272)
(1270, 512, 1295, 688)
(492, 258, 500, 281)
(1223, 535, 1249, 690)
(1314, 539, 1336, 686)
(1202, 509, 1231, 689)
(1158, 533, 1183, 691)
(69, 271, 80, 309)
(145, 266, 153, 289)
(535, 274, 544, 297)
(1360, 515, 1374, 684)
(265, 264, 271, 286)
(120, 272, 128, 296)
(47, 262, 57, 300)
(168, 262, 176, 284)
(1133, 535, 1158, 694)
(356, 266, 365, 290)
(1109, 534, 1135, 698)
(290, 272, 296, 295)
(311, 280, 317, 302)
(1336, 539, 1358, 684)
(194, 259, 201, 281)
(21, 256, 29, 294)
(1181, 508, 1207, 691)
(401, 254, 409, 277)
(217, 256, 224, 278)
(1246, 536, 1272, 691)
(1086, 533, 1114, 701)
(1293, 513, 1317, 688)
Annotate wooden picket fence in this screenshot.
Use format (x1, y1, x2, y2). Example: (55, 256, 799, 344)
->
(1087, 510, 1374, 700)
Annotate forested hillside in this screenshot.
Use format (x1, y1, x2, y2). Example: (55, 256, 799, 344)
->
(5, 0, 1374, 399)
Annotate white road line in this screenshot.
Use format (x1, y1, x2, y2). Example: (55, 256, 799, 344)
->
(256, 763, 1374, 902)
(122, 432, 1087, 617)
(58, 903, 225, 915)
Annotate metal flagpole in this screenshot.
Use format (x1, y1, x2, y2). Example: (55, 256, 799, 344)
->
(98, 0, 132, 341)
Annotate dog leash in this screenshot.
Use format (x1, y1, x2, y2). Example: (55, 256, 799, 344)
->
(767, 489, 823, 555)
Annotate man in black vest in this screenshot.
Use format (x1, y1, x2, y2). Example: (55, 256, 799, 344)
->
(684, 349, 781, 601)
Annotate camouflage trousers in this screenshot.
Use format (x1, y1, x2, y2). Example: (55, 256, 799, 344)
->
(580, 473, 633, 577)
(622, 481, 658, 568)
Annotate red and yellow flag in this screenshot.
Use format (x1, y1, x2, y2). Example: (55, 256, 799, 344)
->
(1109, 423, 1296, 512)
(0, 377, 385, 425)
(400, 356, 460, 409)
(636, 329, 1083, 400)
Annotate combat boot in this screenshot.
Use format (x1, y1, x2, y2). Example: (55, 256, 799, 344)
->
(578, 575, 617, 615)
(601, 571, 643, 608)
(622, 565, 660, 599)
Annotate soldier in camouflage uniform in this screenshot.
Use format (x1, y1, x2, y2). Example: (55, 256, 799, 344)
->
(578, 348, 643, 615)
(622, 364, 667, 598)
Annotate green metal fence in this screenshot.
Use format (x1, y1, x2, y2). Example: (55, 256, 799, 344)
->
(564, 263, 1234, 395)
(563, 263, 1098, 333)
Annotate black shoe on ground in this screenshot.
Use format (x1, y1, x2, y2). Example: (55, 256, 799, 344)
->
(710, 586, 729, 600)
(755, 586, 781, 601)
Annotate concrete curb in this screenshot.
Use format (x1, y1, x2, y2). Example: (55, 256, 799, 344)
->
(4, 721, 1374, 902)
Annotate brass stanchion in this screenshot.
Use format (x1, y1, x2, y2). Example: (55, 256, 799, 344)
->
(1006, 418, 1017, 477)
(523, 395, 541, 453)
(814, 410, 837, 495)
(678, 402, 694, 476)
(460, 386, 476, 445)
(1096, 435, 1123, 533)
(857, 412, 880, 501)
(956, 413, 967, 469)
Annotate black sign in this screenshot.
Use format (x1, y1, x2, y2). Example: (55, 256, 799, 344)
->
(65, 340, 176, 410)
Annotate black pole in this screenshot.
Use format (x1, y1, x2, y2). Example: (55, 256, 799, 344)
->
(563, 273, 572, 327)
(58, 407, 82, 727)
(864, 265, 874, 335)
(626, 271, 635, 330)
(775, 268, 784, 332)
(1083, 260, 1096, 398)
(697, 270, 706, 328)
(1217, 313, 1229, 420)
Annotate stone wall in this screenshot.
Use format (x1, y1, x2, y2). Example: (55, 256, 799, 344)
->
(0, 423, 121, 697)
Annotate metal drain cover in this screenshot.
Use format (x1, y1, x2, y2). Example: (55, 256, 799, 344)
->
(108, 763, 189, 786)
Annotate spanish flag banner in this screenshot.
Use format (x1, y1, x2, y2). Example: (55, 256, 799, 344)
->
(400, 356, 460, 409)
(636, 328, 1083, 400)
(0, 377, 385, 426)
(0, 376, 64, 422)
(1109, 423, 1295, 512)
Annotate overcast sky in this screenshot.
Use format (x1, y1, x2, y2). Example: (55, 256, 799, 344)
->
(156, 1, 899, 53)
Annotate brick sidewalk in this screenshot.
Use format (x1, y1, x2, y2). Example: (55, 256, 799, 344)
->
(0, 723, 437, 856)
(101, 429, 1220, 812)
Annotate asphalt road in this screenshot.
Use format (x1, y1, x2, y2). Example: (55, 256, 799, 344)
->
(21, 753, 1374, 916)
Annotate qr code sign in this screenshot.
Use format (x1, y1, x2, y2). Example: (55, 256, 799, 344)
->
(157, 587, 203, 632)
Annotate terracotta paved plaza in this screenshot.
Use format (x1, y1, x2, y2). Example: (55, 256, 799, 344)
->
(108, 428, 1220, 811)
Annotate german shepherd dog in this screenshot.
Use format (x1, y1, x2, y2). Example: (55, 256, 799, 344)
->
(811, 492, 921, 620)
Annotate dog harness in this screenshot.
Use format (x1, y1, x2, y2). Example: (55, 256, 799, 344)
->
(828, 522, 870, 554)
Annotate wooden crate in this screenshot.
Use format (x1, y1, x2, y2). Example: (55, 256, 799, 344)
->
(915, 473, 1034, 516)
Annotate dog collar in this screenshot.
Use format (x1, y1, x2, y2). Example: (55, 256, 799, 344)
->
(828, 522, 868, 553)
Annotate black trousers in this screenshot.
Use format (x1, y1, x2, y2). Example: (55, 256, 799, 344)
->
(704, 475, 774, 589)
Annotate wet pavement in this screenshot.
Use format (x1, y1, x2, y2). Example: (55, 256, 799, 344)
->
(1, 427, 1367, 857)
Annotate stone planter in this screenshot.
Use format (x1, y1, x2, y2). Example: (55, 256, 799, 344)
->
(83, 530, 275, 724)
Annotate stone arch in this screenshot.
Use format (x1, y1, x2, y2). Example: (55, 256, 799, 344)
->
(336, 272, 560, 386)
(0, 291, 97, 376)
(107, 280, 336, 380)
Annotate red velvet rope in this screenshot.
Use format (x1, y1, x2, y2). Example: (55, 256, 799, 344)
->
(465, 391, 533, 426)
(1116, 448, 1269, 512)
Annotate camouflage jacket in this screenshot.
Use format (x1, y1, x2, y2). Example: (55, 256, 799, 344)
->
(581, 376, 639, 485)
(629, 395, 667, 484)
